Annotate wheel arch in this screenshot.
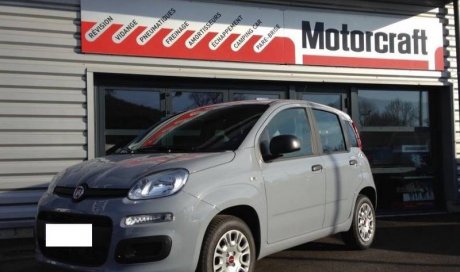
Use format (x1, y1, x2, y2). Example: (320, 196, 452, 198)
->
(217, 205, 261, 259)
(359, 186, 377, 209)
(342, 186, 377, 250)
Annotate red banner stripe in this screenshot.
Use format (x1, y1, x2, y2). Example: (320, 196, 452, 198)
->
(434, 47, 444, 71)
(81, 21, 295, 65)
(303, 54, 429, 70)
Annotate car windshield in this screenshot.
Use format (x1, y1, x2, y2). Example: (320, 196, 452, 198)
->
(124, 103, 269, 153)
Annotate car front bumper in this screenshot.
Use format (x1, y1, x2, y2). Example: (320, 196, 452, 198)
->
(35, 191, 216, 272)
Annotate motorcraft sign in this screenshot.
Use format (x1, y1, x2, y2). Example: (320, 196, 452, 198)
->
(81, 0, 444, 71)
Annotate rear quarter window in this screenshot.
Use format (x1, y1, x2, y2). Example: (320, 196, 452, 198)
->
(345, 121, 359, 148)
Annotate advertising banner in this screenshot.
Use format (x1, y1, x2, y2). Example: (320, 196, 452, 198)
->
(81, 0, 444, 71)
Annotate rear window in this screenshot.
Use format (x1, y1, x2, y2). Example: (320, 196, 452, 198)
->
(346, 121, 358, 148)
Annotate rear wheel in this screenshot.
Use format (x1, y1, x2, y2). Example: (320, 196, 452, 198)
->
(342, 195, 376, 250)
(198, 215, 256, 272)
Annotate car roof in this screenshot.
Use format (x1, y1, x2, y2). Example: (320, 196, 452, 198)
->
(218, 99, 352, 121)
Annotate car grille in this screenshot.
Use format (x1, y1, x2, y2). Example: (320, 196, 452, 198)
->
(54, 186, 129, 199)
(36, 211, 113, 267)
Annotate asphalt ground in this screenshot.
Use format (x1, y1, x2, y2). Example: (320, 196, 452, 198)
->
(1, 213, 459, 272)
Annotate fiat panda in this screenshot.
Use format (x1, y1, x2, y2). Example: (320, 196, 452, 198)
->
(36, 100, 376, 272)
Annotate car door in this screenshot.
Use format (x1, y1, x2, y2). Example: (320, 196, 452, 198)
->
(311, 109, 361, 228)
(259, 106, 326, 243)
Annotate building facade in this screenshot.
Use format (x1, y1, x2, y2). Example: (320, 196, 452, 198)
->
(0, 0, 459, 235)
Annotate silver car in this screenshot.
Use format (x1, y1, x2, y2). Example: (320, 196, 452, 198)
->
(36, 100, 376, 272)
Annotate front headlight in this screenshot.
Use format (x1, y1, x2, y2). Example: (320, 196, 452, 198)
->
(128, 169, 189, 200)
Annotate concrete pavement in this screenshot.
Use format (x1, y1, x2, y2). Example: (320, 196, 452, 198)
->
(257, 213, 460, 272)
(1, 213, 459, 272)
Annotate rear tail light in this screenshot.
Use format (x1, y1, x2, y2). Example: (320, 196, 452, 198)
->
(351, 121, 362, 149)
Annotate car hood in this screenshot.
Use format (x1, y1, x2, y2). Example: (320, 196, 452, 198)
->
(56, 152, 235, 188)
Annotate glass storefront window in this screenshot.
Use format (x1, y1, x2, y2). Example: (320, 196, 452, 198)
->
(101, 87, 287, 155)
(421, 91, 429, 127)
(97, 75, 443, 213)
(358, 89, 435, 212)
(358, 90, 429, 127)
(171, 91, 223, 114)
(301, 93, 342, 110)
(104, 89, 164, 154)
(361, 131, 431, 169)
(105, 89, 162, 130)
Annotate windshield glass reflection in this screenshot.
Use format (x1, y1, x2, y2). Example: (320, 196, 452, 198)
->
(125, 104, 269, 153)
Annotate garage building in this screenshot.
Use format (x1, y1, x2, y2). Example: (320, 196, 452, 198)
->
(0, 0, 459, 237)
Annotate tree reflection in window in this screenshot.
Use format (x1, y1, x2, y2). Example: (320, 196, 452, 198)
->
(358, 90, 428, 127)
(172, 92, 223, 114)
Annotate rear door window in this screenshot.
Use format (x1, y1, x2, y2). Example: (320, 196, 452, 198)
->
(312, 110, 346, 153)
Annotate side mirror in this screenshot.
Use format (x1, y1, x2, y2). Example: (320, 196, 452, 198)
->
(270, 135, 301, 156)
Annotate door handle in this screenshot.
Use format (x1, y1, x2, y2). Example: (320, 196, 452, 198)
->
(349, 159, 358, 166)
(312, 164, 323, 172)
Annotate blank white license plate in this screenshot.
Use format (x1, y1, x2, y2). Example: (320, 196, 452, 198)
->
(46, 224, 92, 247)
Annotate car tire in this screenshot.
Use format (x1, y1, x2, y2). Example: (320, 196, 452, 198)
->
(197, 215, 256, 272)
(342, 195, 376, 250)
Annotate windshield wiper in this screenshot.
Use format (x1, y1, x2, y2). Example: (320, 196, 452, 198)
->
(116, 146, 135, 154)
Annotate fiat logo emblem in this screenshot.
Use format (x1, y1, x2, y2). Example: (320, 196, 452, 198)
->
(73, 185, 85, 201)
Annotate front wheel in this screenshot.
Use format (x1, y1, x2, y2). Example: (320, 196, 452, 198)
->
(342, 195, 376, 250)
(197, 215, 256, 272)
